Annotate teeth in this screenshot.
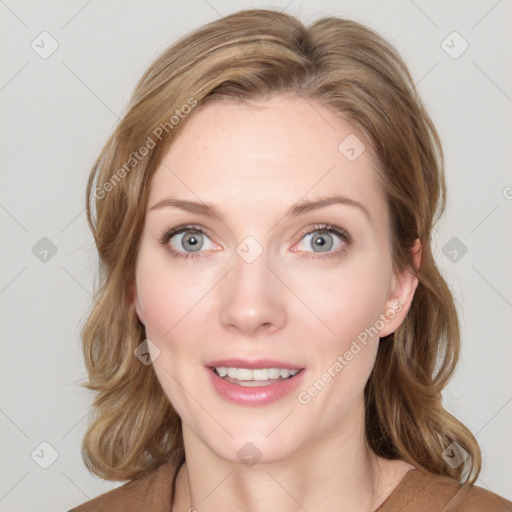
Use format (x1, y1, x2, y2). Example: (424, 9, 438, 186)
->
(214, 367, 300, 381)
(258, 368, 280, 380)
(216, 367, 228, 377)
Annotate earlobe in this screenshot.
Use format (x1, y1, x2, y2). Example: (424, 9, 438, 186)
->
(379, 239, 422, 338)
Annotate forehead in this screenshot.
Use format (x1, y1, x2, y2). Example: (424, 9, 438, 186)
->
(147, 95, 385, 224)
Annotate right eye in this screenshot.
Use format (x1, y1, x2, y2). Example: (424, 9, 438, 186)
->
(159, 225, 217, 260)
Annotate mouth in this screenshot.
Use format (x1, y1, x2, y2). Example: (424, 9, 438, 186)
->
(209, 366, 303, 387)
(205, 358, 306, 405)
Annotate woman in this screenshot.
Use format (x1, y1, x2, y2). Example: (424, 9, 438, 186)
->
(70, 8, 511, 512)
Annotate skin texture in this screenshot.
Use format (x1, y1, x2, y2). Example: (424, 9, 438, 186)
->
(133, 94, 420, 512)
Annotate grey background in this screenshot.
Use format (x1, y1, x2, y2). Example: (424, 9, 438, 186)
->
(1, 0, 511, 510)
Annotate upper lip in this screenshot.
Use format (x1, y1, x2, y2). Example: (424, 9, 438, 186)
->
(206, 359, 304, 370)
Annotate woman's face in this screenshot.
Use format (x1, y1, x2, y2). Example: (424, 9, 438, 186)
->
(133, 94, 416, 464)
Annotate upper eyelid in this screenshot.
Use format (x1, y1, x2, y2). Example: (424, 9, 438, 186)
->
(166, 224, 346, 236)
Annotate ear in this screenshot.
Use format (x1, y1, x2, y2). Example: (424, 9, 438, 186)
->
(130, 280, 145, 326)
(378, 239, 422, 337)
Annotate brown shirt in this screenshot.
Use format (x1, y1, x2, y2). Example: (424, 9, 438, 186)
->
(69, 460, 512, 512)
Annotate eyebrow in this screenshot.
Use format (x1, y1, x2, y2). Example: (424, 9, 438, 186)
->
(148, 195, 372, 223)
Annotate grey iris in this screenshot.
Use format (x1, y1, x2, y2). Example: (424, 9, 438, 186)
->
(312, 232, 333, 252)
(182, 231, 203, 252)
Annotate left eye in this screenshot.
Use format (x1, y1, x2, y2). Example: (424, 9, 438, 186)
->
(296, 227, 348, 253)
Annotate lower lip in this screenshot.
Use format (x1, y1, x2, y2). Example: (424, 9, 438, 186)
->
(206, 367, 306, 406)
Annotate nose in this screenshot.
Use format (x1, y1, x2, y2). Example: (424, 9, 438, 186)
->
(218, 249, 287, 336)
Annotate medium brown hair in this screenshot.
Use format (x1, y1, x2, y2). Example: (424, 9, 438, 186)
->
(80, 8, 481, 484)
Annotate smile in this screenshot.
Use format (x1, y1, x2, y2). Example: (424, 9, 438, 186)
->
(206, 365, 306, 405)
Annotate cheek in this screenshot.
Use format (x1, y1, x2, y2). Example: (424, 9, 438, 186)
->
(134, 257, 213, 413)
(135, 254, 218, 339)
(289, 254, 391, 347)
(293, 261, 389, 410)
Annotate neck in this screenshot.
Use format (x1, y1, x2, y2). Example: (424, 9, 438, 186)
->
(172, 404, 407, 512)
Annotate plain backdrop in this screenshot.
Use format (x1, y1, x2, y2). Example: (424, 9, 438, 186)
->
(1, 1, 511, 510)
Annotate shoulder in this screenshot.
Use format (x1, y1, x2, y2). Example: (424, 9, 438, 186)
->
(382, 466, 512, 512)
(67, 459, 178, 512)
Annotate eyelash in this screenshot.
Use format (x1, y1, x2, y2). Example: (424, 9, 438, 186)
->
(158, 223, 352, 261)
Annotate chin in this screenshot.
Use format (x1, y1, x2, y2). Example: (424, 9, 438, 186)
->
(209, 436, 299, 467)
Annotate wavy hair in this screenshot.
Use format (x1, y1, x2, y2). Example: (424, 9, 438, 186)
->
(80, 8, 481, 485)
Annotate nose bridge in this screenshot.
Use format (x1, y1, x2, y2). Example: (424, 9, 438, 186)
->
(218, 240, 286, 334)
